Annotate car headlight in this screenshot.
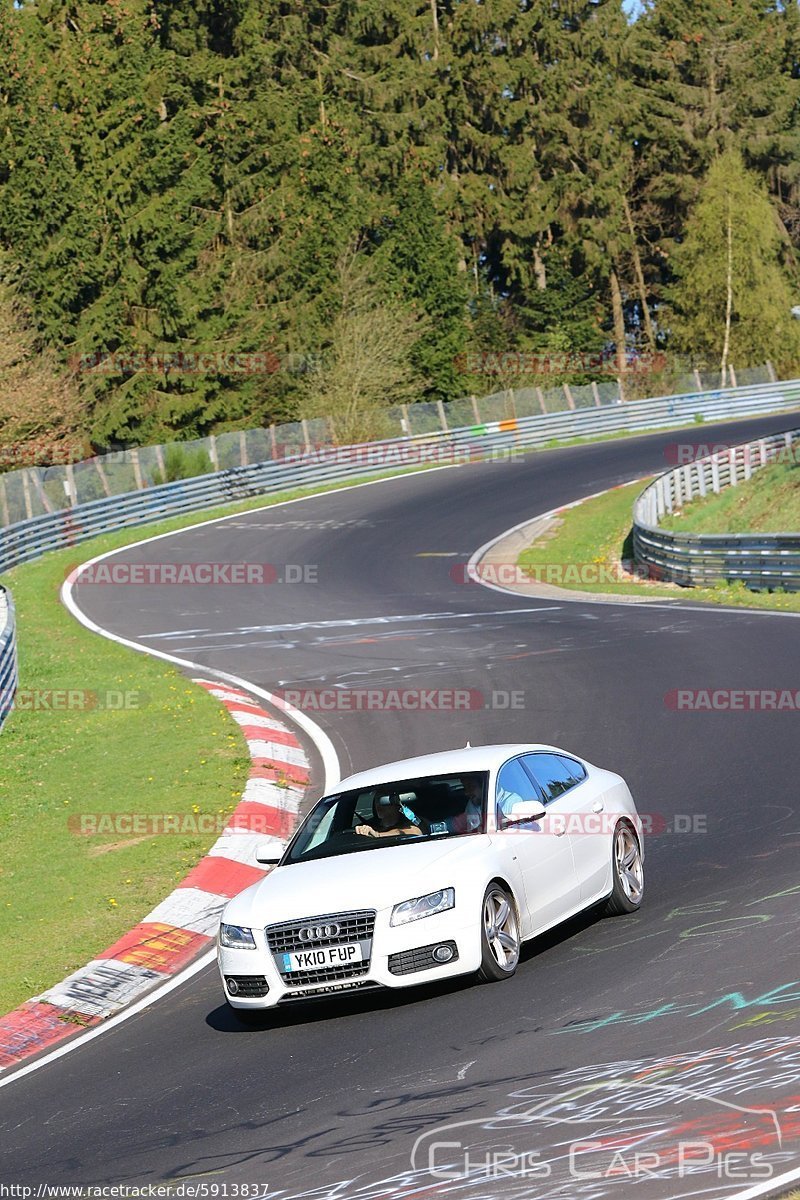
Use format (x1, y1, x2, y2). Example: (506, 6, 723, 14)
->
(391, 888, 455, 927)
(219, 923, 256, 949)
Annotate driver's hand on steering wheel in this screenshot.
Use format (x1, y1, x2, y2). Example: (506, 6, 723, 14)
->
(354, 823, 378, 837)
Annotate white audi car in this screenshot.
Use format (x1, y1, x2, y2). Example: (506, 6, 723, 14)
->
(217, 744, 644, 1012)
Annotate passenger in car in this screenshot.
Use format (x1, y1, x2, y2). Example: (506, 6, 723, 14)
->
(440, 774, 484, 834)
(355, 791, 422, 838)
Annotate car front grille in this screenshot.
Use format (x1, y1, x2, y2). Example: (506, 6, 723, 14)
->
(266, 909, 376, 986)
(388, 941, 459, 976)
(225, 974, 269, 998)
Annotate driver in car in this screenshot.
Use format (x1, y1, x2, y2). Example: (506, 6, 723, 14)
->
(355, 791, 422, 839)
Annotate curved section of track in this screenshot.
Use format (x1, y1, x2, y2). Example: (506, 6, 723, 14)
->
(2, 414, 800, 1200)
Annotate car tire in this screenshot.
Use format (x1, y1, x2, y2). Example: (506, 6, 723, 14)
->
(604, 821, 644, 915)
(478, 883, 521, 982)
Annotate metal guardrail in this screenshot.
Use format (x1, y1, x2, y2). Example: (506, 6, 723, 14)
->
(633, 429, 800, 591)
(0, 362, 779, 525)
(0, 585, 17, 731)
(1, 378, 799, 578)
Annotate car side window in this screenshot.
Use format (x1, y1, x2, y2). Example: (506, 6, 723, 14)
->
(522, 753, 581, 803)
(562, 757, 587, 784)
(496, 758, 541, 828)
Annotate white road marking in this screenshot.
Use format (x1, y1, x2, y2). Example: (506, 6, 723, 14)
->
(140, 607, 562, 641)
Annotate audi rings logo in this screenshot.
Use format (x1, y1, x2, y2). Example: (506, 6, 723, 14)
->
(298, 924, 340, 942)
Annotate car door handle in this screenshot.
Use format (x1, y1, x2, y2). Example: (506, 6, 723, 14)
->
(592, 800, 604, 813)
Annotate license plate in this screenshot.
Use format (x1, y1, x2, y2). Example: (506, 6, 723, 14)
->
(283, 942, 364, 972)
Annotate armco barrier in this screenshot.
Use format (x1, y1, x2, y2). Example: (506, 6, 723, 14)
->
(1, 378, 799, 579)
(633, 429, 800, 591)
(0, 585, 17, 730)
(0, 363, 777, 524)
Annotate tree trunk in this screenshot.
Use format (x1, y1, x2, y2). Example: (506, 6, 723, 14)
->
(430, 0, 440, 61)
(532, 242, 547, 291)
(610, 266, 627, 400)
(720, 196, 733, 387)
(621, 192, 655, 352)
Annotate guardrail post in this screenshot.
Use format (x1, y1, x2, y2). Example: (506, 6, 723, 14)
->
(130, 448, 144, 490)
(591, 381, 601, 407)
(30, 470, 53, 514)
(269, 424, 277, 460)
(95, 458, 112, 496)
(0, 476, 9, 526)
(657, 476, 668, 515)
(437, 400, 448, 431)
(470, 395, 481, 424)
(209, 435, 220, 470)
(729, 364, 737, 388)
(153, 445, 166, 485)
(536, 387, 546, 415)
(21, 470, 33, 519)
(507, 388, 517, 418)
(239, 430, 248, 467)
(65, 463, 77, 507)
(766, 360, 777, 383)
(563, 384, 575, 411)
(711, 456, 720, 493)
(693, 369, 702, 390)
(730, 448, 738, 487)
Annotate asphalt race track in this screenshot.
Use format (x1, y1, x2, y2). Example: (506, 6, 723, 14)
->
(3, 413, 800, 1200)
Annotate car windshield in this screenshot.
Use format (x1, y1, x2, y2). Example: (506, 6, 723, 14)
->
(283, 771, 489, 865)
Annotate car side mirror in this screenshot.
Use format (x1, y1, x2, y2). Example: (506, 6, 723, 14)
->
(504, 799, 546, 825)
(256, 842, 283, 865)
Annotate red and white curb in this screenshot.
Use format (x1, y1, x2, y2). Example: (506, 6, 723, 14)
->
(0, 680, 308, 1071)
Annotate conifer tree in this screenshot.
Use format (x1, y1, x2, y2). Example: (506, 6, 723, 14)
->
(667, 149, 800, 376)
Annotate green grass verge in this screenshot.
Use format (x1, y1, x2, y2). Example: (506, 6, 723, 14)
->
(517, 478, 800, 612)
(660, 455, 800, 533)
(0, 562, 249, 1015)
(0, 472, 409, 1016)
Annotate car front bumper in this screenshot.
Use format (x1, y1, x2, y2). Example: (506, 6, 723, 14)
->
(217, 906, 481, 1009)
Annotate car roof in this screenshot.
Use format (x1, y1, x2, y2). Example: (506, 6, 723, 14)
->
(334, 744, 572, 792)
